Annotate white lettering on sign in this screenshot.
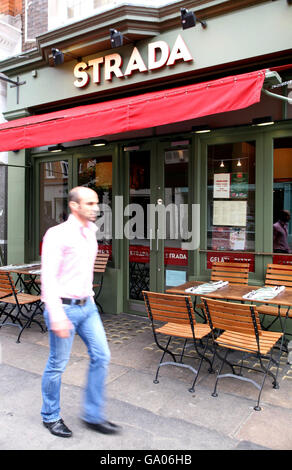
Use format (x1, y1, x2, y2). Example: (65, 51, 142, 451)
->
(73, 34, 193, 88)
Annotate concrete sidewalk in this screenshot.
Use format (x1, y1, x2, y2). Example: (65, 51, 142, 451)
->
(0, 312, 292, 450)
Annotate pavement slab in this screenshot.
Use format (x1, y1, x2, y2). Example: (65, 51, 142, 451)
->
(0, 311, 291, 451)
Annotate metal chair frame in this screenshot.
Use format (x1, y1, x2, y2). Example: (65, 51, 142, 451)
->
(93, 252, 109, 313)
(143, 291, 214, 393)
(202, 297, 284, 411)
(258, 264, 292, 337)
(0, 271, 44, 343)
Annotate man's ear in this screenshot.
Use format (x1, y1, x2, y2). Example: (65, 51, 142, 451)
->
(69, 201, 79, 212)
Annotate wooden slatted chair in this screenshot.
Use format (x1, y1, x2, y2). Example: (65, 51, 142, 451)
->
(196, 262, 250, 319)
(0, 271, 44, 343)
(211, 261, 250, 285)
(202, 297, 284, 411)
(143, 291, 214, 393)
(257, 264, 292, 331)
(93, 252, 110, 313)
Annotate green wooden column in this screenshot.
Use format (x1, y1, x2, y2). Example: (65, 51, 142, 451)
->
(7, 149, 27, 264)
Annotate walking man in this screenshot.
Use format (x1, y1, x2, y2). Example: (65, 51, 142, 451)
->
(41, 186, 120, 437)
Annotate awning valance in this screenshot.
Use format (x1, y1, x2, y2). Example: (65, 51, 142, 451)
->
(0, 69, 266, 152)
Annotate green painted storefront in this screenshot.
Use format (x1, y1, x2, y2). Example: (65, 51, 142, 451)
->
(1, 0, 292, 322)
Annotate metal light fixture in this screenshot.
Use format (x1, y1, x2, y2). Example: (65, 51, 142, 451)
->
(51, 48, 64, 66)
(180, 8, 207, 30)
(91, 139, 108, 147)
(237, 159, 242, 167)
(220, 161, 225, 168)
(191, 125, 211, 134)
(51, 48, 82, 66)
(48, 144, 65, 152)
(252, 116, 274, 126)
(110, 28, 123, 48)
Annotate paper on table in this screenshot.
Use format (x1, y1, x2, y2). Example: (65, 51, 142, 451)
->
(242, 286, 285, 300)
(0, 265, 16, 270)
(185, 280, 229, 294)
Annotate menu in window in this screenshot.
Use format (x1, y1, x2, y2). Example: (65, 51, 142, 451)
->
(230, 172, 248, 198)
(213, 173, 230, 198)
(213, 200, 247, 226)
(230, 228, 246, 250)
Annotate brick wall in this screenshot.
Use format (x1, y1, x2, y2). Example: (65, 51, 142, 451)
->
(0, 0, 22, 16)
(22, 0, 48, 51)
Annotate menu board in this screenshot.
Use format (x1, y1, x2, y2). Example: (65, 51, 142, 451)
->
(213, 173, 230, 198)
(213, 200, 247, 226)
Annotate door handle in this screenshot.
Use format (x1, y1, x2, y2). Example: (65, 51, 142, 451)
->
(156, 229, 159, 251)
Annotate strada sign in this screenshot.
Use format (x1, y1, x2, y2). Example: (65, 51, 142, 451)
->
(73, 34, 193, 88)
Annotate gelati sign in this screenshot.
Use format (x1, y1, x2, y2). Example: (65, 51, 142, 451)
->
(73, 34, 193, 88)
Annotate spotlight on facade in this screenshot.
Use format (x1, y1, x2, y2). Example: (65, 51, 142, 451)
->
(48, 144, 65, 152)
(252, 116, 274, 126)
(191, 125, 211, 133)
(180, 8, 207, 30)
(51, 48, 64, 66)
(91, 139, 108, 147)
(110, 29, 123, 48)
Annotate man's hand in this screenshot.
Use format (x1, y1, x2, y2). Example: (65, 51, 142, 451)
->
(51, 319, 73, 338)
(52, 328, 71, 338)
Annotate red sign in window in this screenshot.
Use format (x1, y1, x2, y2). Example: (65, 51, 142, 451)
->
(207, 251, 255, 272)
(272, 254, 292, 265)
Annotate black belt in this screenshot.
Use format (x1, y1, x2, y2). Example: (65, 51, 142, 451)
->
(61, 297, 88, 306)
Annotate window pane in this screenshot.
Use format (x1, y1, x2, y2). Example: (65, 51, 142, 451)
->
(128, 151, 150, 300)
(78, 156, 113, 256)
(164, 149, 189, 287)
(207, 142, 256, 252)
(39, 160, 69, 240)
(273, 137, 292, 254)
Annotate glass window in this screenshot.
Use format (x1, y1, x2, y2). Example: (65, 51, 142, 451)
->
(273, 137, 292, 254)
(39, 160, 69, 241)
(207, 142, 256, 252)
(128, 151, 150, 300)
(78, 156, 113, 258)
(164, 149, 189, 287)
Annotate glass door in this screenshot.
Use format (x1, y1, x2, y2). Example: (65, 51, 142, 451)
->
(37, 156, 73, 257)
(124, 140, 191, 312)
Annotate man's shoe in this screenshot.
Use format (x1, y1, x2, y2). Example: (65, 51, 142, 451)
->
(83, 420, 121, 435)
(43, 418, 72, 438)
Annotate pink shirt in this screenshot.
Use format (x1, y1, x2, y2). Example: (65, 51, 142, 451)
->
(41, 214, 98, 327)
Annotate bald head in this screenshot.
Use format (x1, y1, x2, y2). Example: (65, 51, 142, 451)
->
(68, 186, 99, 225)
(69, 186, 97, 204)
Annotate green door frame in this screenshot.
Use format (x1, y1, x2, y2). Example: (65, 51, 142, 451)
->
(197, 127, 271, 284)
(122, 138, 193, 314)
(122, 141, 158, 314)
(32, 152, 74, 262)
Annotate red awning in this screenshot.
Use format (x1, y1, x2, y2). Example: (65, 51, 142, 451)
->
(0, 69, 266, 151)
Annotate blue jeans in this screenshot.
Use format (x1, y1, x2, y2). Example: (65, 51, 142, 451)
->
(41, 298, 110, 424)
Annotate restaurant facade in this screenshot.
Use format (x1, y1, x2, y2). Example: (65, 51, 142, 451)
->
(0, 0, 292, 316)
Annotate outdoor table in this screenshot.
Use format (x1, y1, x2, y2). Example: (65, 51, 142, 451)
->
(166, 281, 292, 337)
(0, 264, 41, 294)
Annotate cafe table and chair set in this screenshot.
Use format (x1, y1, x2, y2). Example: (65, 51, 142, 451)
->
(143, 262, 292, 411)
(0, 253, 109, 343)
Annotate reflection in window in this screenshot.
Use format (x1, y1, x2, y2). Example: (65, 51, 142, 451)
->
(78, 156, 113, 253)
(207, 142, 256, 252)
(40, 160, 69, 241)
(273, 137, 292, 254)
